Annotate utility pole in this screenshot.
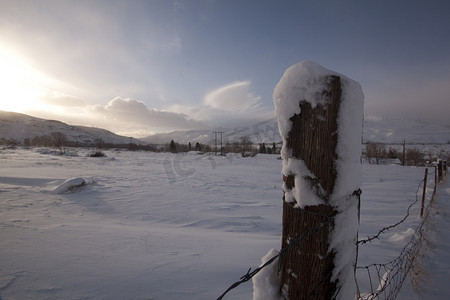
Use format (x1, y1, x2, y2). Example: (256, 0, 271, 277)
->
(213, 131, 224, 156)
(214, 132, 217, 155)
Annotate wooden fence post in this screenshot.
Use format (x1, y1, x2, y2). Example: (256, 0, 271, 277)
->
(438, 160, 443, 182)
(402, 140, 406, 166)
(274, 62, 363, 300)
(434, 166, 437, 195)
(420, 168, 428, 217)
(279, 76, 340, 299)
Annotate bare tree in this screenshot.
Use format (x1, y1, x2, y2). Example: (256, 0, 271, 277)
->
(51, 132, 67, 154)
(31, 135, 52, 147)
(365, 142, 387, 164)
(406, 148, 424, 166)
(387, 147, 399, 159)
(169, 140, 177, 153)
(259, 142, 266, 153)
(94, 138, 105, 150)
(240, 135, 255, 157)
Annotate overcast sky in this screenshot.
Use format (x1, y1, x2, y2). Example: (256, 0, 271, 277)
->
(0, 0, 449, 136)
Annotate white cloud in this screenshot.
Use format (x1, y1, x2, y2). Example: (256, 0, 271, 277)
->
(39, 90, 87, 107)
(169, 81, 274, 128)
(91, 97, 205, 133)
(169, 102, 274, 129)
(204, 81, 261, 112)
(22, 96, 206, 137)
(104, 97, 202, 129)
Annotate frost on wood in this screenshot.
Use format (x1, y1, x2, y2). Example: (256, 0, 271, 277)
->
(272, 61, 364, 299)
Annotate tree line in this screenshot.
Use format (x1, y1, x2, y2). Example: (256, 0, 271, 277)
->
(168, 136, 279, 156)
(4, 134, 448, 164)
(1, 132, 281, 156)
(364, 142, 449, 166)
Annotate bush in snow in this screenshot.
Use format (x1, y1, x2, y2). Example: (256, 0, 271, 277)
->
(89, 151, 107, 157)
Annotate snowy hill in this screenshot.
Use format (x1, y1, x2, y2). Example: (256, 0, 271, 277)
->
(0, 110, 142, 145)
(363, 117, 450, 144)
(144, 117, 450, 145)
(1, 110, 449, 146)
(143, 119, 281, 145)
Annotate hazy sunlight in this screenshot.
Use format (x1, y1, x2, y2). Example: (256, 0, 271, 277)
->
(0, 47, 46, 112)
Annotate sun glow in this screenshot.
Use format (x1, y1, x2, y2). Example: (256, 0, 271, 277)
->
(0, 47, 47, 113)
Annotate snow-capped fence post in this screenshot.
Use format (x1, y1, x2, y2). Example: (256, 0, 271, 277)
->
(278, 75, 340, 300)
(274, 61, 363, 300)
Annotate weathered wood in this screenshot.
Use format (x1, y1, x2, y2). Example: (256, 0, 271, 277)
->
(280, 202, 337, 299)
(280, 75, 341, 299)
(287, 75, 341, 197)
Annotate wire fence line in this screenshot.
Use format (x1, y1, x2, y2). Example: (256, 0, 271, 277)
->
(217, 163, 446, 300)
(357, 170, 427, 246)
(356, 165, 445, 300)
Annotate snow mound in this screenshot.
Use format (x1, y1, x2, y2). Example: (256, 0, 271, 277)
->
(252, 249, 283, 300)
(389, 228, 415, 243)
(51, 177, 86, 194)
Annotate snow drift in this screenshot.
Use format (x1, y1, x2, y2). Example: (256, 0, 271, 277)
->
(51, 177, 86, 194)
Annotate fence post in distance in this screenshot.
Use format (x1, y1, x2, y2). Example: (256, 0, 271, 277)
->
(420, 168, 428, 218)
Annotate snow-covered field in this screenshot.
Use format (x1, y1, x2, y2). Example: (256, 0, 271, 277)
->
(0, 148, 448, 299)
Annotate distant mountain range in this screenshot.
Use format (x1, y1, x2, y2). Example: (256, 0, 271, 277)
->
(0, 111, 140, 145)
(143, 117, 450, 145)
(363, 117, 450, 144)
(142, 119, 281, 145)
(1, 110, 449, 146)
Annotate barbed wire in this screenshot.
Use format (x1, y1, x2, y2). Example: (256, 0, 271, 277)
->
(217, 165, 444, 300)
(356, 202, 430, 299)
(356, 171, 428, 245)
(356, 167, 442, 300)
(217, 209, 334, 300)
(216, 253, 279, 300)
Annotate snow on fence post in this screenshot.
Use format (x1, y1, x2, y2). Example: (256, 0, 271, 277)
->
(273, 61, 364, 300)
